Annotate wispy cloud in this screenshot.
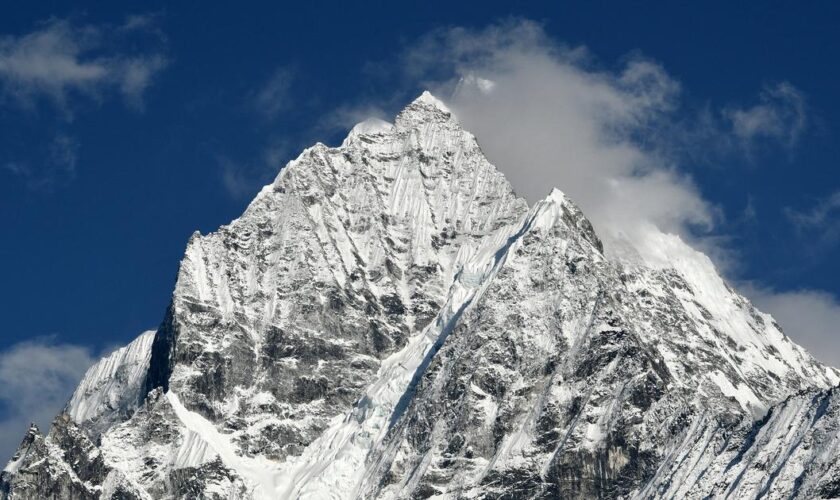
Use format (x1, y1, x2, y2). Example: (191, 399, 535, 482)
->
(3, 133, 79, 191)
(786, 190, 840, 229)
(724, 82, 806, 153)
(214, 66, 303, 198)
(219, 138, 292, 199)
(120, 13, 165, 35)
(0, 16, 168, 113)
(0, 15, 168, 191)
(0, 337, 96, 461)
(784, 190, 840, 256)
(119, 54, 168, 110)
(252, 67, 295, 119)
(315, 102, 389, 134)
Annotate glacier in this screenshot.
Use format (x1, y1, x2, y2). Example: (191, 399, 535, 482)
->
(2, 91, 839, 499)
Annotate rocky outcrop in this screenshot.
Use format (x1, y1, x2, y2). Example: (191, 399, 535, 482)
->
(1, 423, 96, 500)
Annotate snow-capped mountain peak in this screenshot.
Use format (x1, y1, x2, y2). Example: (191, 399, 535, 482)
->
(3, 92, 839, 500)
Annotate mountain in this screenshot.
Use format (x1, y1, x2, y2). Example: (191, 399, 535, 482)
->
(3, 92, 839, 500)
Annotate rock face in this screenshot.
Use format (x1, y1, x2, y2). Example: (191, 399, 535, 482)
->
(2, 92, 839, 499)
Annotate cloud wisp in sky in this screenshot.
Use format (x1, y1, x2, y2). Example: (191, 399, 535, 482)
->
(725, 82, 807, 152)
(219, 138, 293, 199)
(251, 66, 296, 120)
(0, 15, 168, 192)
(216, 66, 304, 198)
(3, 133, 79, 190)
(0, 17, 168, 112)
(784, 190, 840, 256)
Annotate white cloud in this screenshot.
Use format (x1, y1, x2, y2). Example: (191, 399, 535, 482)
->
(0, 16, 167, 191)
(253, 67, 295, 119)
(0, 338, 96, 461)
(725, 82, 806, 151)
(119, 54, 168, 110)
(220, 157, 258, 199)
(120, 13, 164, 34)
(0, 17, 168, 112)
(316, 102, 389, 134)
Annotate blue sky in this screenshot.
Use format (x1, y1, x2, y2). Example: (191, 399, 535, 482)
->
(1, 1, 840, 457)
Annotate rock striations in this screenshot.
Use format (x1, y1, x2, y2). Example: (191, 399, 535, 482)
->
(3, 92, 839, 499)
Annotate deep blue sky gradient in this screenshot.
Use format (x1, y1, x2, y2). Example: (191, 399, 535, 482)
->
(2, 1, 840, 354)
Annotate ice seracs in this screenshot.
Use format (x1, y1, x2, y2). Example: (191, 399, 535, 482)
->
(2, 91, 839, 500)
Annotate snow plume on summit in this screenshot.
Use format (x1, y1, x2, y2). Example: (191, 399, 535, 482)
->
(400, 22, 805, 267)
(403, 20, 709, 259)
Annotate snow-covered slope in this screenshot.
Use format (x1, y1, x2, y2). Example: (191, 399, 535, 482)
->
(357, 189, 838, 499)
(66, 330, 156, 440)
(639, 386, 840, 499)
(2, 92, 839, 500)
